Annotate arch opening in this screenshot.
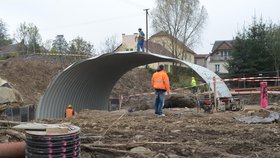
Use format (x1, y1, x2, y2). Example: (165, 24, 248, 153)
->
(36, 52, 231, 119)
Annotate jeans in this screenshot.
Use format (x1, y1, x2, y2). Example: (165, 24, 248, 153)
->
(137, 40, 144, 52)
(154, 91, 166, 115)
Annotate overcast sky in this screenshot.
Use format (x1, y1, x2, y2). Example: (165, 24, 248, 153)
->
(1, 0, 280, 53)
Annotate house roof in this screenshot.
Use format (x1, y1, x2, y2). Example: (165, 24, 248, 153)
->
(211, 40, 234, 52)
(150, 31, 196, 55)
(195, 54, 208, 59)
(144, 41, 173, 57)
(0, 43, 19, 55)
(113, 43, 123, 52)
(113, 38, 173, 57)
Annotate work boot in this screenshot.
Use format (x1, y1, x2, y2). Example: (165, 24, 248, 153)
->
(158, 114, 165, 117)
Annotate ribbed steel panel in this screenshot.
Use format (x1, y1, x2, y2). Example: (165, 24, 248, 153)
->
(36, 52, 231, 119)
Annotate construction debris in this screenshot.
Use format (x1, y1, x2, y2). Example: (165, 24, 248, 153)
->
(236, 111, 280, 124)
(0, 78, 23, 105)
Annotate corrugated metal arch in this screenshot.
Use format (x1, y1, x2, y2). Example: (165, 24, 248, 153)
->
(36, 52, 231, 119)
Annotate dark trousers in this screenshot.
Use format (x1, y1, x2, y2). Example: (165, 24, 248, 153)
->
(192, 87, 196, 94)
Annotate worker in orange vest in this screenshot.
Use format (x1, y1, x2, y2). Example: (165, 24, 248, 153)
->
(65, 105, 77, 119)
(151, 65, 170, 117)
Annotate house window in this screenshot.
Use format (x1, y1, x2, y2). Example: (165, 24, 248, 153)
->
(215, 64, 220, 73)
(225, 51, 228, 60)
(130, 48, 133, 51)
(225, 51, 228, 57)
(221, 51, 224, 57)
(126, 49, 129, 51)
(164, 64, 170, 72)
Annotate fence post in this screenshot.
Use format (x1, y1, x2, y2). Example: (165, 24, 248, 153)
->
(260, 82, 268, 109)
(119, 94, 123, 110)
(213, 77, 217, 111)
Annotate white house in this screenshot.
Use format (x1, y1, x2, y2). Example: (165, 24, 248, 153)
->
(205, 40, 234, 74)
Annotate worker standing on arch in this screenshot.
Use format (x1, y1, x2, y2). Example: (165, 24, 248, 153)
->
(135, 28, 145, 52)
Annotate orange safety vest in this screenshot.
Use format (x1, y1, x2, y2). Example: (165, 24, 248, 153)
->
(151, 70, 170, 92)
(65, 108, 75, 118)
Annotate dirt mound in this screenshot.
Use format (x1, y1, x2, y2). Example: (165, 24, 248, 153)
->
(122, 94, 155, 111)
(0, 57, 64, 104)
(112, 68, 153, 97)
(112, 68, 154, 110)
(165, 93, 196, 108)
(243, 108, 271, 117)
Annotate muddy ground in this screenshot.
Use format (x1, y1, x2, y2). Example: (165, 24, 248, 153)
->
(1, 57, 280, 157)
(61, 105, 280, 158)
(1, 106, 280, 158)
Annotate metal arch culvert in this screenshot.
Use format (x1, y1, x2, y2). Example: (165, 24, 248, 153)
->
(36, 52, 231, 119)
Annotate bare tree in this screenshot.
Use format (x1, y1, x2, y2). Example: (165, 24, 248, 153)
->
(43, 39, 53, 52)
(15, 22, 42, 54)
(100, 35, 119, 54)
(15, 22, 28, 42)
(151, 0, 207, 59)
(28, 23, 41, 54)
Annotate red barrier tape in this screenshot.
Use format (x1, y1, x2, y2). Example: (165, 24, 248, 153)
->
(222, 76, 280, 82)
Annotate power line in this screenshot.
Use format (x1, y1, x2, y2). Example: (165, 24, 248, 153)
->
(144, 9, 149, 53)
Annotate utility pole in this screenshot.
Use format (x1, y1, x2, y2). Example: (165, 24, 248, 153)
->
(33, 39, 36, 54)
(144, 9, 149, 53)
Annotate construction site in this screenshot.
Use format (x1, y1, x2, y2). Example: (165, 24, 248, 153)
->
(0, 53, 279, 158)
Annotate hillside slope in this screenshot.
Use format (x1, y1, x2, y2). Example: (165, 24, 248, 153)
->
(0, 56, 153, 106)
(0, 57, 64, 104)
